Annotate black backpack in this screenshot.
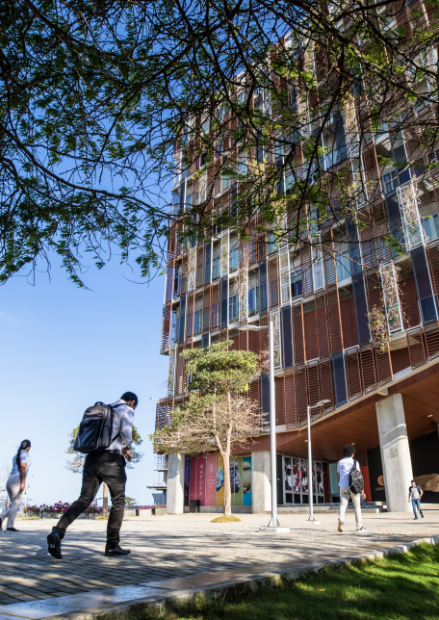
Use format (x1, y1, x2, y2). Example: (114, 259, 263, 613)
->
(73, 402, 119, 454)
(349, 460, 364, 495)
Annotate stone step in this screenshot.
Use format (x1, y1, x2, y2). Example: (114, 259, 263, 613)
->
(276, 503, 387, 514)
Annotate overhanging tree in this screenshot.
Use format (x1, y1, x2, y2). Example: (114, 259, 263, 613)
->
(2, 0, 439, 286)
(150, 341, 260, 515)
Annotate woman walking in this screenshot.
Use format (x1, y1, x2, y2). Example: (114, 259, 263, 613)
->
(0, 440, 31, 532)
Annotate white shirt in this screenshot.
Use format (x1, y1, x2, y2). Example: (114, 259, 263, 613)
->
(107, 400, 135, 451)
(337, 457, 359, 488)
(10, 450, 31, 478)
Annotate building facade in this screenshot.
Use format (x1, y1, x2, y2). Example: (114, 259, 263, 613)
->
(153, 5, 439, 513)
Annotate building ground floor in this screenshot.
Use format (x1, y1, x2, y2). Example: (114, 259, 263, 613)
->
(166, 362, 439, 514)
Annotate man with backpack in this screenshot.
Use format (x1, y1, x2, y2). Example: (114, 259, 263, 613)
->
(47, 392, 138, 559)
(337, 445, 367, 533)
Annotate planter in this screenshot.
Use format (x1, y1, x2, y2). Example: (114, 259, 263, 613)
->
(154, 507, 167, 516)
(124, 508, 137, 518)
(138, 509, 152, 517)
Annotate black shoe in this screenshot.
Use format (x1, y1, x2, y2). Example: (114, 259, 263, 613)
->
(421, 513, 425, 518)
(47, 529, 63, 559)
(0, 518, 2, 531)
(6, 527, 20, 532)
(105, 545, 131, 557)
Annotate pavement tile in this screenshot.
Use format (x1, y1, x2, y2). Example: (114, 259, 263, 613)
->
(0, 512, 437, 610)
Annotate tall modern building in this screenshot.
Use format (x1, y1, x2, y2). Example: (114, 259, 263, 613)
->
(152, 8, 439, 513)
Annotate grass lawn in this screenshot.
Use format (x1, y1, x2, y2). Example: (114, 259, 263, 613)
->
(177, 543, 439, 620)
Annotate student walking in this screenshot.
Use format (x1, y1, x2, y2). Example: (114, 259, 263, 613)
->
(47, 392, 138, 559)
(337, 445, 367, 534)
(408, 480, 424, 520)
(0, 440, 32, 532)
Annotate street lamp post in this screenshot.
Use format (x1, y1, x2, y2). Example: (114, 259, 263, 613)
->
(237, 319, 289, 533)
(306, 399, 330, 524)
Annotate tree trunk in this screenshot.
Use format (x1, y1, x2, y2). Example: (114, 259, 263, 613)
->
(222, 450, 232, 516)
(103, 482, 109, 516)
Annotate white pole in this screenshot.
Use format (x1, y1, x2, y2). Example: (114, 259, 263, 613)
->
(307, 405, 314, 522)
(268, 317, 279, 528)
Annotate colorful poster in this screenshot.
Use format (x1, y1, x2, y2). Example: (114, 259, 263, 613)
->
(206, 453, 217, 506)
(243, 456, 252, 506)
(292, 458, 300, 492)
(189, 455, 197, 501)
(315, 462, 324, 495)
(196, 456, 206, 506)
(216, 453, 224, 506)
(284, 457, 293, 492)
(300, 459, 309, 493)
(231, 456, 243, 506)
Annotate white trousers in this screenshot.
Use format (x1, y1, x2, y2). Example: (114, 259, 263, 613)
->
(1, 475, 23, 529)
(338, 486, 362, 529)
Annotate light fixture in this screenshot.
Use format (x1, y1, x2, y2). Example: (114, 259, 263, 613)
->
(428, 414, 433, 417)
(352, 442, 355, 445)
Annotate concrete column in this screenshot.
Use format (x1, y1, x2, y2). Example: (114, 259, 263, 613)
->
(376, 394, 413, 513)
(252, 451, 271, 514)
(166, 452, 185, 514)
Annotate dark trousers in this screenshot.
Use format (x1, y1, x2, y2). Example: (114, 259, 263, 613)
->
(56, 451, 126, 547)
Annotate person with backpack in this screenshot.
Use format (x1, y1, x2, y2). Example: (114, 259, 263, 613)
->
(0, 440, 31, 532)
(337, 445, 367, 533)
(47, 392, 138, 559)
(408, 480, 424, 520)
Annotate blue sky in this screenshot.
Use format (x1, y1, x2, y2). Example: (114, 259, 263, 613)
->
(0, 255, 168, 507)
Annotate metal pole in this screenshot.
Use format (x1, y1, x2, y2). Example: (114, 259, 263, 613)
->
(307, 405, 314, 522)
(268, 317, 280, 528)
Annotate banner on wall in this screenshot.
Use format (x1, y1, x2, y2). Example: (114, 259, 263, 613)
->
(231, 456, 243, 506)
(243, 456, 252, 506)
(206, 453, 217, 506)
(300, 459, 308, 493)
(216, 453, 224, 506)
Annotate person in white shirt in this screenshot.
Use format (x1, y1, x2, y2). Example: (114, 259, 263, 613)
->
(48, 392, 138, 559)
(0, 440, 31, 532)
(408, 480, 424, 519)
(337, 445, 367, 533)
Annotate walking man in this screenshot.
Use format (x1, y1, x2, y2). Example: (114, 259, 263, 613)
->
(408, 480, 424, 520)
(47, 392, 138, 559)
(337, 445, 367, 533)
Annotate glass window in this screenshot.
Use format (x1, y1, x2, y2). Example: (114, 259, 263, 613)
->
(248, 286, 259, 316)
(229, 295, 238, 321)
(422, 214, 439, 242)
(336, 252, 351, 281)
(229, 248, 239, 271)
(291, 270, 302, 298)
(222, 175, 230, 191)
(238, 157, 247, 175)
(383, 171, 397, 194)
(202, 119, 209, 134)
(194, 309, 203, 334)
(267, 232, 278, 255)
(212, 257, 221, 279)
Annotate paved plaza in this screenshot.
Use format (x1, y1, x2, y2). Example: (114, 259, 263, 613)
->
(0, 510, 438, 607)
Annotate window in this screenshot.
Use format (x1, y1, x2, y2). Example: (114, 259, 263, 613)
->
(289, 86, 298, 112)
(202, 119, 209, 134)
(256, 133, 264, 163)
(229, 247, 239, 271)
(291, 270, 302, 298)
(238, 156, 247, 176)
(248, 287, 259, 316)
(194, 310, 203, 334)
(238, 90, 246, 105)
(174, 268, 181, 297)
(383, 171, 398, 194)
(222, 175, 230, 191)
(267, 232, 278, 255)
(229, 295, 238, 321)
(422, 214, 439, 242)
(336, 252, 351, 281)
(212, 257, 221, 279)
